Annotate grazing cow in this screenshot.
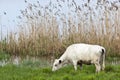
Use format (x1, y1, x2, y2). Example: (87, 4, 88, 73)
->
(52, 43, 105, 72)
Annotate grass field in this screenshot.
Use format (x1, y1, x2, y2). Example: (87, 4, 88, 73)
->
(0, 63, 120, 80)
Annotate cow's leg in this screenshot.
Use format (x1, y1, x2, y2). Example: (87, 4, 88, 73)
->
(79, 63, 82, 70)
(77, 60, 83, 70)
(73, 61, 77, 71)
(99, 54, 105, 71)
(95, 62, 101, 73)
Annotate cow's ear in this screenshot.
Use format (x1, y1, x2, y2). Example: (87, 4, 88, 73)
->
(59, 60, 62, 64)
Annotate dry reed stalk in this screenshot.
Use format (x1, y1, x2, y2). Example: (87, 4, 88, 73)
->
(0, 0, 120, 58)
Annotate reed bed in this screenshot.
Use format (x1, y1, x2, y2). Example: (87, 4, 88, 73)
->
(0, 0, 120, 58)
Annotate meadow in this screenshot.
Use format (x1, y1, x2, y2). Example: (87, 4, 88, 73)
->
(0, 63, 120, 80)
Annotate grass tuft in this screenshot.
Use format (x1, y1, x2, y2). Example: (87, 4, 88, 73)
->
(105, 65, 115, 72)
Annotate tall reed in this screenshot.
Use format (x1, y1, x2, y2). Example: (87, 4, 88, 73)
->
(0, 0, 120, 58)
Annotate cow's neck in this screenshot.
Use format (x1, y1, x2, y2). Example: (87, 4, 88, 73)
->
(59, 53, 68, 66)
(59, 53, 66, 62)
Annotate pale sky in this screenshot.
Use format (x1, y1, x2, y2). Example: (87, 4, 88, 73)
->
(0, 0, 26, 39)
(0, 0, 49, 40)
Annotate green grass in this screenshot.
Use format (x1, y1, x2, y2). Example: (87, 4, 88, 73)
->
(0, 64, 120, 80)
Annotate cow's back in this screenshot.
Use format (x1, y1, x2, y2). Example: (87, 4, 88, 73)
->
(65, 43, 102, 61)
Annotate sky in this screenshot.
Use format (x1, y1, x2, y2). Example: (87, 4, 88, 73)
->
(0, 0, 49, 40)
(0, 0, 120, 40)
(0, 0, 26, 39)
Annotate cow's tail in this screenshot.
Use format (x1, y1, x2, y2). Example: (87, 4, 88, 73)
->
(100, 47, 106, 70)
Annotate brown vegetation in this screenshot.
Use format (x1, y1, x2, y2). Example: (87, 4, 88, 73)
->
(0, 0, 120, 58)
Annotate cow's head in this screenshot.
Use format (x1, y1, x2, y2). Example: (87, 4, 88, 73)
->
(52, 59, 63, 71)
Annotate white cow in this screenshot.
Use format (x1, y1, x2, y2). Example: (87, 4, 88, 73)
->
(52, 43, 105, 72)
